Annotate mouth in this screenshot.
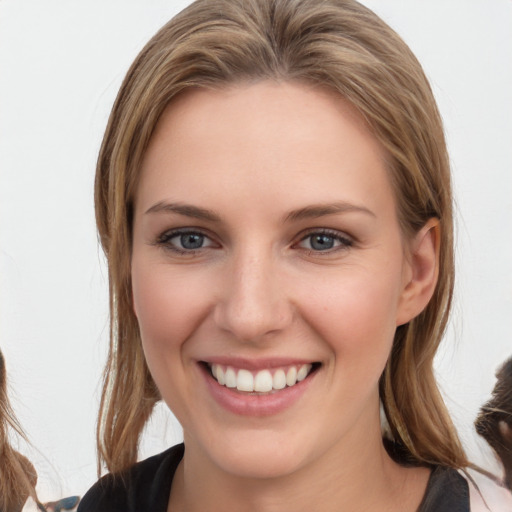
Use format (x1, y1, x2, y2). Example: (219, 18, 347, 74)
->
(203, 362, 321, 394)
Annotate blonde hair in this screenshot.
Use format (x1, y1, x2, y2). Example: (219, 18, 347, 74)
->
(0, 350, 39, 511)
(95, 0, 468, 474)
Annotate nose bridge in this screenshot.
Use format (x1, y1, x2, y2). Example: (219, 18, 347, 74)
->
(215, 243, 291, 342)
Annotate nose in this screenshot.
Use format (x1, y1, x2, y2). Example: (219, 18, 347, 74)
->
(213, 248, 293, 343)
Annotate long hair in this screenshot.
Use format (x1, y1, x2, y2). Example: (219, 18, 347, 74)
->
(95, 0, 467, 473)
(0, 350, 39, 511)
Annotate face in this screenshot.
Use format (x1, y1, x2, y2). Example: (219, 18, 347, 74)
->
(131, 81, 417, 479)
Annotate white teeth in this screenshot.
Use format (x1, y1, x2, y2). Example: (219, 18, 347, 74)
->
(210, 363, 315, 392)
(286, 366, 297, 386)
(214, 364, 225, 385)
(254, 370, 273, 392)
(297, 364, 312, 382)
(237, 369, 254, 392)
(225, 367, 237, 388)
(272, 369, 287, 390)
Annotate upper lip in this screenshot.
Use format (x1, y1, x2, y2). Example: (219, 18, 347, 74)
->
(200, 357, 319, 371)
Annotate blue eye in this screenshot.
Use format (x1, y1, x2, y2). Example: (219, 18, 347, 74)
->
(309, 234, 336, 250)
(157, 230, 215, 252)
(178, 233, 205, 250)
(298, 231, 352, 252)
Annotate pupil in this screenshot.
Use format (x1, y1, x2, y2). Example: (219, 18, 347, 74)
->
(311, 234, 334, 250)
(181, 233, 204, 249)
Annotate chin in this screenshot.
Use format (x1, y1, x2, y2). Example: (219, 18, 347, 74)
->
(217, 445, 307, 480)
(193, 428, 311, 480)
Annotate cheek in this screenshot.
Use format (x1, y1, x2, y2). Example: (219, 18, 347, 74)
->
(131, 261, 212, 357)
(297, 266, 402, 372)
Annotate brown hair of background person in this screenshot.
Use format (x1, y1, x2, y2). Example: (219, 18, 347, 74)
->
(0, 349, 40, 512)
(475, 357, 512, 490)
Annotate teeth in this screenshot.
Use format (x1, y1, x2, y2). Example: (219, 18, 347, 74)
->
(272, 369, 286, 390)
(254, 370, 273, 392)
(297, 364, 311, 381)
(210, 363, 314, 392)
(286, 366, 297, 386)
(225, 367, 237, 388)
(212, 364, 225, 385)
(237, 369, 254, 392)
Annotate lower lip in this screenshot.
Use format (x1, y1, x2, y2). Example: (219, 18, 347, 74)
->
(199, 364, 316, 417)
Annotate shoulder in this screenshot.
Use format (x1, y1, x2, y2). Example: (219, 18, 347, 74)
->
(464, 470, 512, 512)
(77, 443, 184, 512)
(419, 466, 470, 512)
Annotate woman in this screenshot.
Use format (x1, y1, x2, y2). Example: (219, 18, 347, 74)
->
(78, 0, 512, 510)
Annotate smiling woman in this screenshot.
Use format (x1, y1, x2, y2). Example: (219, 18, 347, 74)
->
(76, 1, 511, 511)
(132, 83, 425, 472)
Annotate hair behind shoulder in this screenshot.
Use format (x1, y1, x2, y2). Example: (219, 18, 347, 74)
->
(95, 0, 467, 474)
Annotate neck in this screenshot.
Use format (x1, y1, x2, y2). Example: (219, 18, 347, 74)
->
(169, 420, 429, 512)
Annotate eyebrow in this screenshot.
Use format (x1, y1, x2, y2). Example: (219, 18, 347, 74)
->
(284, 202, 376, 222)
(145, 200, 375, 223)
(145, 201, 221, 222)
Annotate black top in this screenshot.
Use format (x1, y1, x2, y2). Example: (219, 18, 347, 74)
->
(78, 443, 469, 512)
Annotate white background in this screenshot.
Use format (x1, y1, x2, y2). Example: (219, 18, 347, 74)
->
(1, 0, 511, 502)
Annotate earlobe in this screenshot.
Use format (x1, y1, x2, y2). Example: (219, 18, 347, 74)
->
(396, 218, 440, 326)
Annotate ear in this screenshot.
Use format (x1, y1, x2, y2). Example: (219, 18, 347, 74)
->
(396, 218, 440, 326)
(499, 420, 512, 442)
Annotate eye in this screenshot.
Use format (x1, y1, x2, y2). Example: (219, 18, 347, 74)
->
(296, 230, 353, 252)
(176, 232, 206, 250)
(156, 229, 217, 253)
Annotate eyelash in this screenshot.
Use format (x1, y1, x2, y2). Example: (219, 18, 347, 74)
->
(155, 228, 216, 255)
(295, 229, 354, 255)
(154, 228, 354, 255)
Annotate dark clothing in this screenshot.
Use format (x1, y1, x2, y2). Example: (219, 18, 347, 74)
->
(417, 464, 469, 511)
(79, 445, 183, 512)
(78, 443, 469, 512)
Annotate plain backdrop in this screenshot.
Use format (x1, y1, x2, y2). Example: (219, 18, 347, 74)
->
(1, 0, 511, 502)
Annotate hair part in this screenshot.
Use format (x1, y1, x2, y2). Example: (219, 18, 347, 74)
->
(95, 0, 466, 474)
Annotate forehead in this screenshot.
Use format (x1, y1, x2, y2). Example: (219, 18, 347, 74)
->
(136, 81, 395, 221)
(148, 81, 378, 159)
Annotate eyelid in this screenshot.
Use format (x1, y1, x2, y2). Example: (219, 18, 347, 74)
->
(152, 226, 353, 255)
(154, 227, 219, 253)
(294, 228, 354, 253)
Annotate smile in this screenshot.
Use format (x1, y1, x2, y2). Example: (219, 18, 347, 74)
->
(208, 363, 316, 393)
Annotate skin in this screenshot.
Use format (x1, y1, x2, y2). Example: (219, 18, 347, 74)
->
(131, 81, 439, 511)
